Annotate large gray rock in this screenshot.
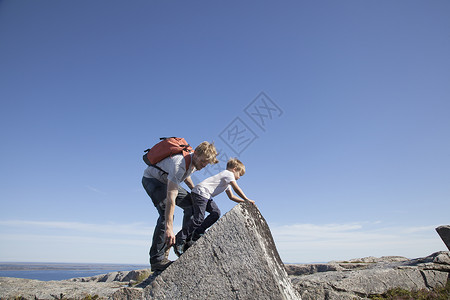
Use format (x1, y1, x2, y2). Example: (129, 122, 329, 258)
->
(4, 211, 448, 300)
(0, 277, 124, 299)
(113, 202, 300, 300)
(288, 251, 450, 300)
(436, 225, 450, 251)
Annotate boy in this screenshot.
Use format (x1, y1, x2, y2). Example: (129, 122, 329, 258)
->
(174, 158, 255, 256)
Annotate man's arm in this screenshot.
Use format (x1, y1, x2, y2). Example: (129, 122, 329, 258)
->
(227, 181, 255, 204)
(165, 180, 179, 246)
(184, 176, 195, 190)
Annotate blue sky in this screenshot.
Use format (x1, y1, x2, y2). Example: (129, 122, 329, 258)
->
(0, 0, 449, 264)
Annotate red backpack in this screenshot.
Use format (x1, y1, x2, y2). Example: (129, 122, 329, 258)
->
(143, 137, 193, 173)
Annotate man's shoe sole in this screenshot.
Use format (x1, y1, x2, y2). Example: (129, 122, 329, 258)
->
(151, 260, 173, 272)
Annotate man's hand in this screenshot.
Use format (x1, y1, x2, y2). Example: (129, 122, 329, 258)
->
(164, 180, 178, 247)
(165, 228, 176, 247)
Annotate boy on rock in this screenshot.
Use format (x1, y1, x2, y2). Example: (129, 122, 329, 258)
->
(174, 158, 255, 256)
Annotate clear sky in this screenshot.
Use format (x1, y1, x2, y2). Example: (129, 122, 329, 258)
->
(0, 0, 449, 264)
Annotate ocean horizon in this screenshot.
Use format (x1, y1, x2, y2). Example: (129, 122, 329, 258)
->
(0, 262, 149, 281)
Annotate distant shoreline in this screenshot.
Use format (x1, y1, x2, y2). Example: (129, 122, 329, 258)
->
(0, 262, 149, 281)
(0, 262, 148, 271)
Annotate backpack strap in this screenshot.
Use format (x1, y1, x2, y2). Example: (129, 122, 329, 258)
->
(149, 164, 168, 175)
(184, 152, 192, 171)
(150, 152, 193, 176)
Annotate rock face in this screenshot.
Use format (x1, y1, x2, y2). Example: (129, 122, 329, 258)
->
(114, 202, 300, 300)
(0, 269, 151, 299)
(0, 277, 125, 299)
(287, 251, 450, 300)
(0, 203, 298, 300)
(2, 212, 449, 300)
(436, 225, 450, 251)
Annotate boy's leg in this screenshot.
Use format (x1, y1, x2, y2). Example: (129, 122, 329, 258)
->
(174, 193, 208, 256)
(197, 199, 221, 235)
(142, 177, 170, 268)
(174, 187, 193, 245)
(183, 193, 209, 250)
(189, 193, 208, 235)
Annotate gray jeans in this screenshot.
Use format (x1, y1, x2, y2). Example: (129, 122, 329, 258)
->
(142, 176, 193, 264)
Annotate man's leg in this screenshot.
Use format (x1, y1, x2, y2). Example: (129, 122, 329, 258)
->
(149, 210, 166, 264)
(142, 177, 171, 269)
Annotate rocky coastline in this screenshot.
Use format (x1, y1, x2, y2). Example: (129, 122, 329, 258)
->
(1, 252, 449, 299)
(287, 251, 450, 299)
(1, 209, 449, 300)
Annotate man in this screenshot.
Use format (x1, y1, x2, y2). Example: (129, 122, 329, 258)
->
(142, 141, 218, 271)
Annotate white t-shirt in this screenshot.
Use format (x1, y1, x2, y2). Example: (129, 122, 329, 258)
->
(192, 170, 235, 199)
(143, 153, 195, 185)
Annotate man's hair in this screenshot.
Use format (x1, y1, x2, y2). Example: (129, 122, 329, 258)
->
(227, 158, 245, 175)
(195, 141, 219, 164)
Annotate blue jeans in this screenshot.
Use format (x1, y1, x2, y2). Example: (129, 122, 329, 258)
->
(187, 192, 221, 237)
(142, 176, 193, 264)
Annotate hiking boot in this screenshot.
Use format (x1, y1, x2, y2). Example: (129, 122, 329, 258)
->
(151, 258, 172, 272)
(164, 246, 170, 260)
(184, 238, 195, 251)
(191, 229, 204, 242)
(184, 230, 204, 251)
(173, 242, 185, 257)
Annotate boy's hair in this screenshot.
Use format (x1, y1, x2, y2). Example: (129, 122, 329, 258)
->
(195, 141, 219, 164)
(227, 158, 245, 176)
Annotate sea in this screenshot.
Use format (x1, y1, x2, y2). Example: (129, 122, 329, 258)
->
(0, 262, 149, 281)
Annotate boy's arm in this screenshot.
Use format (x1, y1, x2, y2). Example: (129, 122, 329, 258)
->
(225, 188, 245, 203)
(228, 181, 255, 204)
(165, 180, 179, 246)
(184, 176, 195, 190)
